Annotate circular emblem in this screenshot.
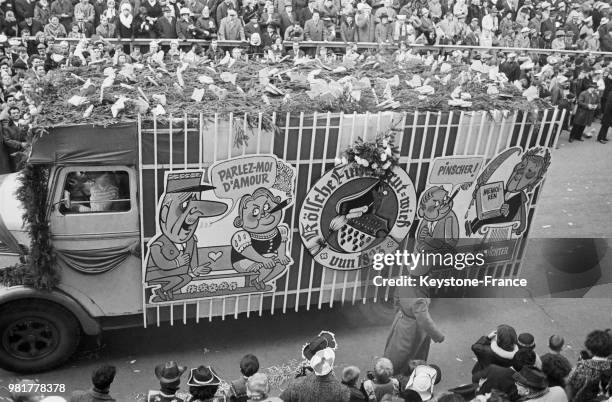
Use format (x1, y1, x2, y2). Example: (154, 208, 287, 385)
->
(299, 163, 416, 270)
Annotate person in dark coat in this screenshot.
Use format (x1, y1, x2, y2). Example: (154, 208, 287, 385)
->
(69, 364, 117, 402)
(597, 90, 612, 144)
(570, 83, 600, 143)
(383, 281, 445, 377)
(116, 1, 135, 46)
(473, 348, 536, 401)
(279, 3, 297, 36)
(499, 53, 521, 82)
(471, 324, 518, 375)
(340, 14, 356, 42)
(601, 67, 612, 112)
(154, 6, 178, 38)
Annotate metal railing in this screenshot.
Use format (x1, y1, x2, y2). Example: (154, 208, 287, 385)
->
(20, 36, 612, 56)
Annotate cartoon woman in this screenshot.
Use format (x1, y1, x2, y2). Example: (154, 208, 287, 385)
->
(231, 187, 292, 290)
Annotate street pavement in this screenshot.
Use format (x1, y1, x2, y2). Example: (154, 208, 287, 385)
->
(1, 123, 611, 400)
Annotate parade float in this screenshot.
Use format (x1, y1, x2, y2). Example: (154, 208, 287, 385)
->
(0, 52, 565, 372)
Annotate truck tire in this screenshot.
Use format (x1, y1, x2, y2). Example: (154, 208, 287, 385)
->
(0, 300, 81, 373)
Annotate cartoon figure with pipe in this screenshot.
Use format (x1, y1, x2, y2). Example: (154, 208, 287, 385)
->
(145, 172, 228, 302)
(465, 147, 551, 237)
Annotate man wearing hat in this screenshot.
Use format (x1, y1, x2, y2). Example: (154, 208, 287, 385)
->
(148, 361, 187, 402)
(279, 331, 350, 402)
(145, 172, 227, 302)
(218, 8, 246, 41)
(374, 12, 393, 43)
(570, 82, 600, 143)
(514, 26, 530, 47)
(279, 3, 298, 37)
(298, 0, 316, 26)
(481, 6, 499, 47)
(185, 365, 222, 401)
(176, 7, 198, 39)
(154, 5, 178, 38)
(540, 4, 555, 36)
(551, 29, 566, 49)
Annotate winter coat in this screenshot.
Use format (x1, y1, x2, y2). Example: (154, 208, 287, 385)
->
(471, 335, 518, 375)
(573, 90, 600, 126)
(383, 286, 444, 376)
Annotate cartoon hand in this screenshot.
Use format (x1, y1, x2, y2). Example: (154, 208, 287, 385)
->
(193, 262, 211, 276)
(175, 251, 191, 267)
(262, 257, 277, 269)
(277, 255, 292, 265)
(460, 182, 472, 191)
(246, 263, 263, 273)
(500, 203, 510, 217)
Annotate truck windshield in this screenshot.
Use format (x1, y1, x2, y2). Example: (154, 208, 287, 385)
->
(61, 171, 130, 214)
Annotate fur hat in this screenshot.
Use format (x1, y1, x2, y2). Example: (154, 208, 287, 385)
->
(513, 367, 548, 390)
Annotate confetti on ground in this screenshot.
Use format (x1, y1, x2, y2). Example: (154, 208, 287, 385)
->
(456, 357, 463, 362)
(568, 222, 574, 226)
(130, 360, 136, 364)
(567, 188, 573, 192)
(133, 370, 141, 373)
(542, 225, 551, 228)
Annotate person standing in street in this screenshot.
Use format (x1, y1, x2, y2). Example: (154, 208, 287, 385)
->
(569, 83, 600, 143)
(383, 277, 445, 376)
(597, 94, 612, 144)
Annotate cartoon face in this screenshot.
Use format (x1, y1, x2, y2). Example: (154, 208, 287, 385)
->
(506, 159, 543, 192)
(238, 191, 283, 234)
(419, 187, 453, 222)
(160, 191, 226, 243)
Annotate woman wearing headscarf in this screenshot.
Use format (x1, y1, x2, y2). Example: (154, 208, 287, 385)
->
(116, 2, 134, 53)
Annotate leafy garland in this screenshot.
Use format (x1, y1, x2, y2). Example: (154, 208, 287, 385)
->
(335, 131, 401, 180)
(0, 163, 59, 289)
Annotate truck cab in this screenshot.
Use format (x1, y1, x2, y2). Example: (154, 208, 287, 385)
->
(0, 125, 143, 373)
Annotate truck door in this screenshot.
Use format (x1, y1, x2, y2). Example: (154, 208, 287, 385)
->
(48, 166, 142, 315)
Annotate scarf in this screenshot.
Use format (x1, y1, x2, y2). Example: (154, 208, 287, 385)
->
(119, 12, 133, 28)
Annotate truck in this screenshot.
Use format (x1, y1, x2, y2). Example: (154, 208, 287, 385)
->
(0, 108, 564, 373)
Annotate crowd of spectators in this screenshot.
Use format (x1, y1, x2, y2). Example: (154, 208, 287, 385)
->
(1, 0, 612, 49)
(6, 327, 612, 402)
(1, 0, 612, 171)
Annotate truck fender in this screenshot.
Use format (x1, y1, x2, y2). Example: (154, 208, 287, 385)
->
(0, 285, 101, 335)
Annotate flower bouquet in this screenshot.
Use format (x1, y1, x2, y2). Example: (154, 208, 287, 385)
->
(336, 132, 400, 180)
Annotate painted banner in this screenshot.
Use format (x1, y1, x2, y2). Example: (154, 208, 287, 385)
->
(143, 155, 296, 304)
(415, 146, 552, 269)
(299, 164, 417, 271)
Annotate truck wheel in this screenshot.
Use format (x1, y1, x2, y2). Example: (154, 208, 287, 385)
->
(0, 300, 81, 373)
